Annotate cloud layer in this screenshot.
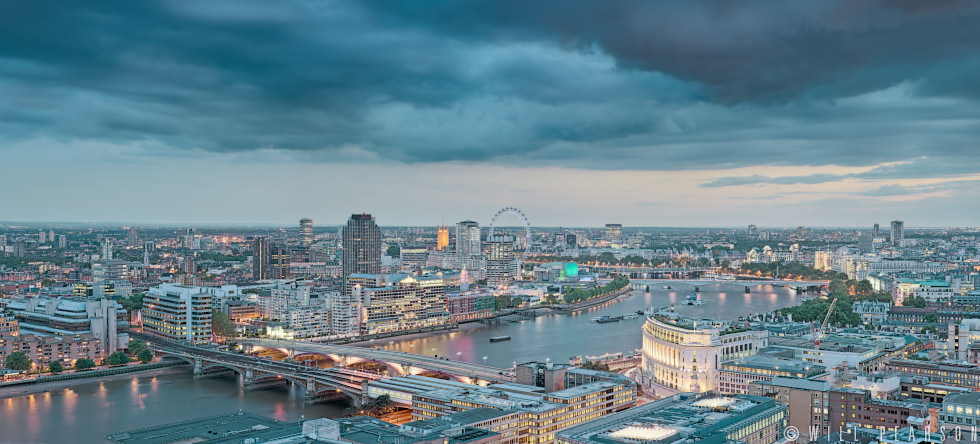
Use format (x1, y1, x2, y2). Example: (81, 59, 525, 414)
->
(1, 1, 979, 224)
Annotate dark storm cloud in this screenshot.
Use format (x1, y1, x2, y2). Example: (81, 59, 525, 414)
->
(1, 0, 980, 178)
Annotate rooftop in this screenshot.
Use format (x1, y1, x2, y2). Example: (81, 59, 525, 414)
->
(105, 411, 298, 444)
(943, 391, 980, 406)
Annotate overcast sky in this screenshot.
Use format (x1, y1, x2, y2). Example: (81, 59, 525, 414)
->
(2, 1, 979, 227)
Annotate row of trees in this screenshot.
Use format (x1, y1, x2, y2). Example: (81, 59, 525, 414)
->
(736, 262, 846, 281)
(564, 276, 630, 304)
(534, 253, 716, 268)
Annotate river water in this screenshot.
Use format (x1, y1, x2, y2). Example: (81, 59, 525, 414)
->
(0, 367, 350, 444)
(373, 284, 802, 368)
(0, 283, 800, 443)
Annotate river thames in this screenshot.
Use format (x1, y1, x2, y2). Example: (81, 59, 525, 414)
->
(0, 283, 801, 443)
(375, 284, 802, 368)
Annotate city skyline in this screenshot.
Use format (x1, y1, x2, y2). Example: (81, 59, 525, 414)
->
(3, 2, 980, 225)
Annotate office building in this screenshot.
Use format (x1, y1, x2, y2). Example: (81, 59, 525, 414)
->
(486, 235, 516, 289)
(343, 214, 382, 294)
(827, 388, 937, 433)
(300, 218, 314, 246)
(948, 319, 980, 361)
(557, 393, 787, 444)
(641, 315, 769, 393)
(351, 273, 449, 335)
(408, 379, 636, 444)
(886, 359, 980, 390)
(101, 238, 113, 260)
(107, 409, 504, 444)
(400, 247, 429, 267)
(857, 232, 873, 253)
(718, 354, 826, 394)
(749, 377, 832, 442)
(890, 220, 904, 246)
(604, 224, 623, 248)
(456, 221, 481, 256)
(126, 226, 139, 247)
(92, 260, 131, 282)
(143, 284, 213, 344)
(437, 226, 450, 251)
(252, 237, 291, 280)
(938, 392, 980, 429)
(3, 297, 129, 363)
(445, 289, 495, 323)
(892, 279, 953, 304)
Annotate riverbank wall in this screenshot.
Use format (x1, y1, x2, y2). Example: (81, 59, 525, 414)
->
(0, 360, 188, 389)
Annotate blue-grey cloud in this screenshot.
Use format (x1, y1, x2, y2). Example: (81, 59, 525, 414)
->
(1, 0, 980, 179)
(700, 173, 847, 188)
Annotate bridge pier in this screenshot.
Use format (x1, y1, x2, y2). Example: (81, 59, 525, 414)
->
(245, 378, 290, 391)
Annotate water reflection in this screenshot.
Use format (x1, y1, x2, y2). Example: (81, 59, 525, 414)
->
(380, 284, 801, 368)
(0, 368, 350, 443)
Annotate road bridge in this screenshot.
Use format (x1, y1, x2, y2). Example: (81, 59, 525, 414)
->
(239, 338, 514, 384)
(620, 278, 829, 292)
(148, 338, 383, 406)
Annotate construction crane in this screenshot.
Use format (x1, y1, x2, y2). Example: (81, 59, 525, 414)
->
(813, 297, 838, 349)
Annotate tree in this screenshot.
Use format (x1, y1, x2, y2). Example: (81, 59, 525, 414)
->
(49, 361, 64, 374)
(117, 293, 145, 312)
(581, 361, 610, 371)
(137, 349, 154, 363)
(343, 394, 395, 418)
(75, 357, 96, 370)
(903, 296, 927, 308)
(923, 313, 939, 323)
(828, 279, 849, 297)
(385, 245, 400, 257)
(4, 351, 32, 371)
(212, 309, 237, 338)
(854, 280, 874, 297)
(128, 339, 148, 356)
(108, 351, 130, 366)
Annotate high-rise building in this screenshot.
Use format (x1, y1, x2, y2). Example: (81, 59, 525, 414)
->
(101, 238, 113, 260)
(486, 235, 516, 289)
(58, 234, 67, 248)
(872, 223, 880, 240)
(143, 284, 213, 345)
(38, 230, 46, 244)
(890, 220, 904, 246)
(299, 218, 314, 246)
(455, 220, 481, 256)
(436, 226, 450, 251)
(604, 223, 623, 248)
(126, 226, 139, 247)
(342, 214, 382, 294)
(252, 237, 290, 280)
(858, 231, 873, 253)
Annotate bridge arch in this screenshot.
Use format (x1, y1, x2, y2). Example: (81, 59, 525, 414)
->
(201, 363, 248, 378)
(314, 387, 361, 407)
(251, 372, 307, 388)
(160, 354, 195, 367)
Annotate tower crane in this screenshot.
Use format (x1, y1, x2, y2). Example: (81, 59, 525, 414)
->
(813, 297, 838, 349)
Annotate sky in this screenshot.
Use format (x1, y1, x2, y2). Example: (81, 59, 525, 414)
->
(2, 1, 979, 227)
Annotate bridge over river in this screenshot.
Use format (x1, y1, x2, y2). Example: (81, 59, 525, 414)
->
(618, 278, 829, 292)
(143, 335, 513, 406)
